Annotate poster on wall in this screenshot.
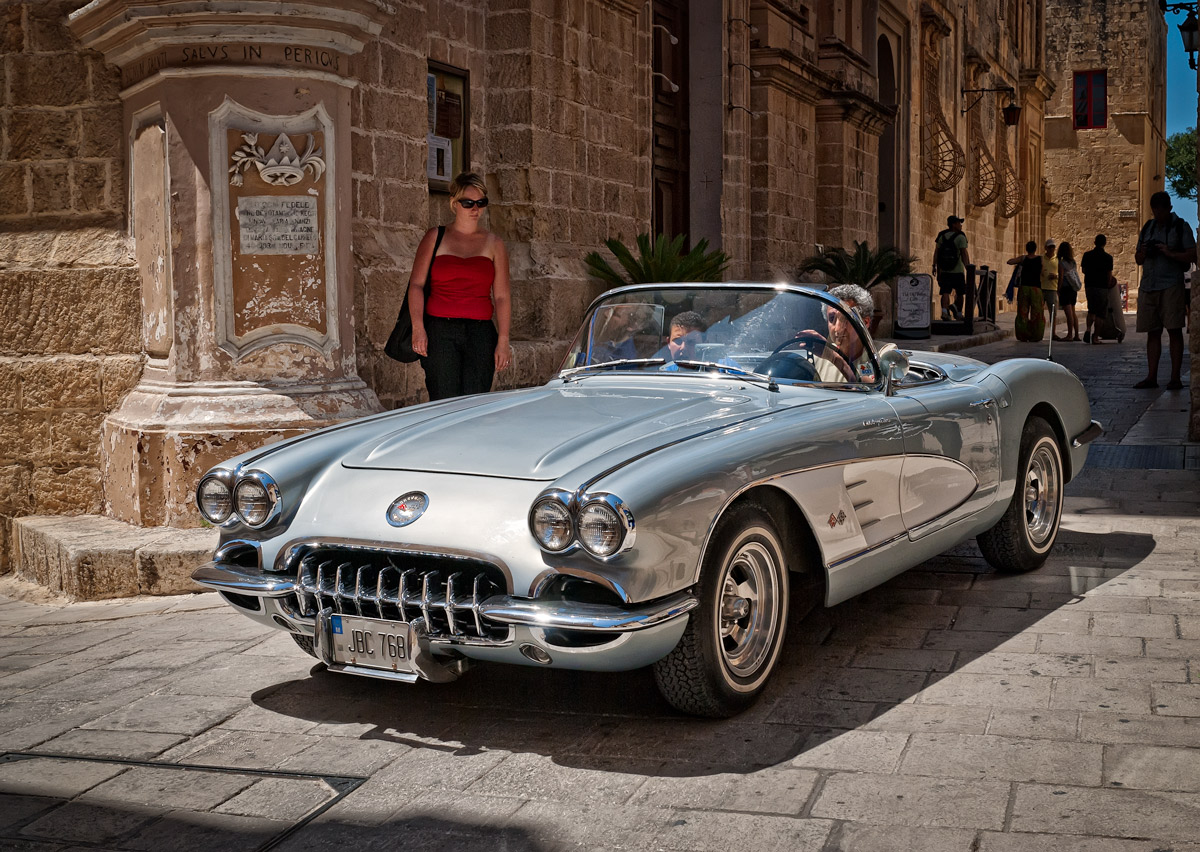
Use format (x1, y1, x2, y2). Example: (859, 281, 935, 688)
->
(426, 62, 468, 192)
(426, 134, 452, 181)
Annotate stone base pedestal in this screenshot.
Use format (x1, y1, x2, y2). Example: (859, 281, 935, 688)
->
(102, 377, 380, 527)
(13, 515, 218, 600)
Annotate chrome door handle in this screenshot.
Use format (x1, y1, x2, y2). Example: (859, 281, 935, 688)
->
(969, 398, 994, 407)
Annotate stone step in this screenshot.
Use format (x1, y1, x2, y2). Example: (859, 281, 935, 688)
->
(11, 515, 217, 601)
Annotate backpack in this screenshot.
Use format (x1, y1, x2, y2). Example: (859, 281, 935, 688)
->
(935, 230, 961, 272)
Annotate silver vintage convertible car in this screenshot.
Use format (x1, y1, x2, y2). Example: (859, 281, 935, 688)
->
(193, 282, 1101, 716)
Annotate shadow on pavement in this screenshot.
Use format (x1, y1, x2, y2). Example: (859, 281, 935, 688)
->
(248, 527, 1157, 778)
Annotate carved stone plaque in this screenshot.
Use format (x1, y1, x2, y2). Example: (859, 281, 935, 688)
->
(210, 99, 337, 356)
(236, 196, 319, 255)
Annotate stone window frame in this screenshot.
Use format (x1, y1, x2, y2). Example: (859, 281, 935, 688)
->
(1073, 69, 1108, 130)
(427, 60, 471, 194)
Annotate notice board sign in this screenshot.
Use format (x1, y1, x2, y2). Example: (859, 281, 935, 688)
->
(894, 274, 932, 339)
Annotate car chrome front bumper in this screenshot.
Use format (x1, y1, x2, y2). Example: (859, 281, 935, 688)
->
(192, 561, 697, 634)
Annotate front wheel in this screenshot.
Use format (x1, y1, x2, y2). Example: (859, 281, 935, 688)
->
(977, 416, 1064, 573)
(653, 502, 790, 717)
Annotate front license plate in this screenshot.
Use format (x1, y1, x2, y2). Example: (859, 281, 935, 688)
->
(329, 614, 415, 673)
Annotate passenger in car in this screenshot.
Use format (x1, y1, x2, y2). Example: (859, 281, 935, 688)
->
(659, 311, 739, 371)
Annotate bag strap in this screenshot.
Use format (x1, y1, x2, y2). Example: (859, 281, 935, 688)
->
(426, 226, 446, 289)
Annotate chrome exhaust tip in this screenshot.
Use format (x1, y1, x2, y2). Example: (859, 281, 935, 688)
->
(519, 643, 553, 665)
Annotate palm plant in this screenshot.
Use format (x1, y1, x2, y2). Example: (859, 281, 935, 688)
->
(797, 240, 915, 289)
(584, 233, 729, 286)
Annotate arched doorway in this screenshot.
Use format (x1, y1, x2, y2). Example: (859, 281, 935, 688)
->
(876, 33, 899, 249)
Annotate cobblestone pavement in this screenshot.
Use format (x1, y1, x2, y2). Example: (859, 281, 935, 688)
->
(1, 324, 1198, 852)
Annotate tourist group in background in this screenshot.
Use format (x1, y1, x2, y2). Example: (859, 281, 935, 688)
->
(998, 190, 1195, 391)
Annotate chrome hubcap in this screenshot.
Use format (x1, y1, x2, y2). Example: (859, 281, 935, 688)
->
(717, 536, 780, 678)
(1023, 439, 1061, 548)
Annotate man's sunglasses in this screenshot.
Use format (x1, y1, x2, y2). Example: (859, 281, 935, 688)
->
(457, 197, 489, 209)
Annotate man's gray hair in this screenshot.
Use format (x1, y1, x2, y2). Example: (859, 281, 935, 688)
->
(828, 284, 873, 324)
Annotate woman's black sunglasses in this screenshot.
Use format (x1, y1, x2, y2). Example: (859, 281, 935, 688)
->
(458, 197, 489, 209)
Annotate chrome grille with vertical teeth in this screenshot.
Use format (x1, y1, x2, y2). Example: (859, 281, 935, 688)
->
(287, 547, 509, 642)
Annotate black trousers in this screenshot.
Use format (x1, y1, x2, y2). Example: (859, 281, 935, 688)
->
(420, 315, 497, 401)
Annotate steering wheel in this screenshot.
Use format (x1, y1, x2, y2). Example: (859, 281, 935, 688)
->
(760, 331, 858, 382)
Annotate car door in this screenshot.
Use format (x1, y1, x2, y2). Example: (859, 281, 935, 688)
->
(884, 371, 1003, 538)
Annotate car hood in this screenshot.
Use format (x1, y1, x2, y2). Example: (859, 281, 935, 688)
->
(341, 380, 815, 480)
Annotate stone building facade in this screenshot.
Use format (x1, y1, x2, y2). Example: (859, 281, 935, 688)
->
(0, 0, 1103, 593)
(1043, 0, 1169, 300)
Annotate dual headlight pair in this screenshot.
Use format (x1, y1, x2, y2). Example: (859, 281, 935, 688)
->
(529, 491, 634, 559)
(196, 470, 280, 528)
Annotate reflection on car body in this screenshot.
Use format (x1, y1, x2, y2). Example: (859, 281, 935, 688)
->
(193, 283, 1101, 717)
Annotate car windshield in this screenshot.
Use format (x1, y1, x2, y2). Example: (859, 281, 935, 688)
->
(560, 285, 880, 386)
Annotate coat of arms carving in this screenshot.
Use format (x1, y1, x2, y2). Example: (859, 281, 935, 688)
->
(229, 132, 326, 187)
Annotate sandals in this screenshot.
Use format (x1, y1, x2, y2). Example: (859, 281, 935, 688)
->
(1133, 379, 1158, 389)
(1166, 380, 1184, 391)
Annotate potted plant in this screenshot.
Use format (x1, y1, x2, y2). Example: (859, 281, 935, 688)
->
(584, 233, 729, 286)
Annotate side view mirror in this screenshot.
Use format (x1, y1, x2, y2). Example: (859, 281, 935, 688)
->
(877, 344, 909, 396)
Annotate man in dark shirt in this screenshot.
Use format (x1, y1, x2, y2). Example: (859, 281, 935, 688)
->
(1080, 234, 1115, 343)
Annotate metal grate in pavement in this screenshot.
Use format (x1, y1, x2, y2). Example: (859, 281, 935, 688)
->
(0, 752, 365, 852)
(1086, 444, 1192, 470)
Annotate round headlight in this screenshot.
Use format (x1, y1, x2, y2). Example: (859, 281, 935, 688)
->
(531, 498, 573, 552)
(577, 501, 624, 558)
(197, 476, 232, 524)
(234, 478, 273, 527)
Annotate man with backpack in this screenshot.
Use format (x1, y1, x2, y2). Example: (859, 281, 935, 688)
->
(1133, 191, 1196, 390)
(933, 215, 970, 321)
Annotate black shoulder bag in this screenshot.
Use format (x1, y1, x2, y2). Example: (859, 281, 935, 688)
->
(385, 226, 445, 362)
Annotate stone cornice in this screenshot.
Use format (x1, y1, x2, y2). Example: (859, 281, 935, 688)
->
(920, 2, 951, 37)
(596, 0, 643, 17)
(68, 0, 394, 83)
(816, 88, 897, 136)
(1019, 68, 1056, 103)
(750, 46, 835, 106)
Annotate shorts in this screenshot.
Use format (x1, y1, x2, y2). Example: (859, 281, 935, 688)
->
(1042, 290, 1058, 313)
(1084, 286, 1109, 315)
(937, 272, 966, 297)
(1135, 285, 1186, 332)
(1057, 287, 1078, 308)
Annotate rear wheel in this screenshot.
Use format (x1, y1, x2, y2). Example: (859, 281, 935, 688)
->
(653, 502, 789, 717)
(977, 416, 1063, 573)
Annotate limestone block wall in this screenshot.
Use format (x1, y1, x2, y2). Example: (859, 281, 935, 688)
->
(352, 0, 648, 411)
(1044, 0, 1166, 300)
(907, 0, 1028, 285)
(0, 0, 139, 572)
(749, 82, 817, 279)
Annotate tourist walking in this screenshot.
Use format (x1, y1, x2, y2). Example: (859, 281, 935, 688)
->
(1041, 239, 1060, 340)
(1132, 191, 1196, 390)
(408, 171, 513, 400)
(1080, 234, 1115, 343)
(1056, 241, 1082, 341)
(1007, 241, 1044, 342)
(933, 215, 970, 321)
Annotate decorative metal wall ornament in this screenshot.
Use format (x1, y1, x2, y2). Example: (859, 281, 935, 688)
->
(919, 15, 965, 193)
(229, 132, 326, 187)
(996, 110, 1024, 219)
(967, 69, 1000, 207)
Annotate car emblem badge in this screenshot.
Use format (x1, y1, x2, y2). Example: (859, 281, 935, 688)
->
(827, 510, 847, 528)
(387, 492, 429, 527)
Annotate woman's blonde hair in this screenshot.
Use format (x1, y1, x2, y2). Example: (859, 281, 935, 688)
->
(449, 172, 487, 202)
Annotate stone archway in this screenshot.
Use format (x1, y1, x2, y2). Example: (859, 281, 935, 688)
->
(877, 33, 899, 250)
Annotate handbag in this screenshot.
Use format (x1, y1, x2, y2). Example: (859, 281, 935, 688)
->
(384, 226, 445, 362)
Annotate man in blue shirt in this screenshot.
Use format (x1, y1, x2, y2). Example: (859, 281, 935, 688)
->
(1133, 192, 1196, 390)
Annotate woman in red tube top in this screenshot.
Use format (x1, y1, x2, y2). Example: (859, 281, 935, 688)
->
(408, 172, 512, 400)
